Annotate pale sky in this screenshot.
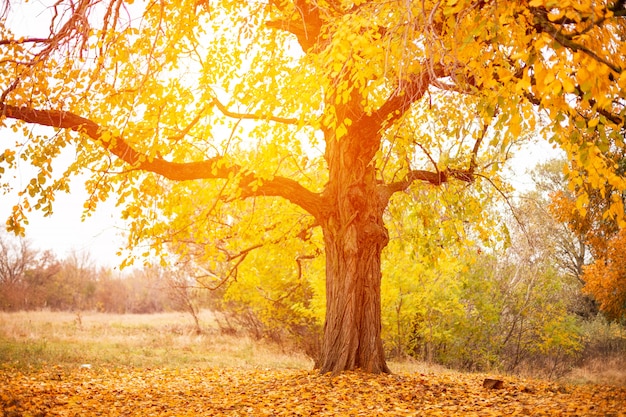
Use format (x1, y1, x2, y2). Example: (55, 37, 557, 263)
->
(1, 173, 127, 268)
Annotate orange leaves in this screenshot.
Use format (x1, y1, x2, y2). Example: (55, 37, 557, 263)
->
(549, 155, 626, 321)
(583, 228, 626, 321)
(1, 367, 625, 416)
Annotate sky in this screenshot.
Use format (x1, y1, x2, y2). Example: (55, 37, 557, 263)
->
(0, 167, 128, 268)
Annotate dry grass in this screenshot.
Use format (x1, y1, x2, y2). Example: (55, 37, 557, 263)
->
(2, 310, 625, 387)
(2, 311, 626, 416)
(0, 310, 313, 371)
(566, 356, 626, 387)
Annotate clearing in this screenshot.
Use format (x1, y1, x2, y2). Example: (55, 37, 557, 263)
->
(1, 310, 624, 416)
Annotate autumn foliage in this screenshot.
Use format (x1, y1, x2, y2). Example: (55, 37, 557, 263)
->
(1, 0, 626, 373)
(549, 155, 626, 322)
(2, 367, 625, 416)
(582, 228, 626, 322)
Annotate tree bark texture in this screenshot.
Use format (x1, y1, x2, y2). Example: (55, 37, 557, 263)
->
(317, 129, 391, 374)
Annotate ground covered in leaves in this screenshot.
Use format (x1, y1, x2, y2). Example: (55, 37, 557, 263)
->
(1, 367, 625, 416)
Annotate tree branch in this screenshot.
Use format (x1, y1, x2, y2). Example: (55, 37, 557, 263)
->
(523, 80, 624, 127)
(345, 69, 440, 163)
(0, 37, 51, 46)
(378, 167, 475, 205)
(0, 104, 325, 218)
(211, 96, 298, 125)
(378, 112, 487, 202)
(373, 70, 441, 127)
(530, 6, 623, 74)
(266, 0, 324, 52)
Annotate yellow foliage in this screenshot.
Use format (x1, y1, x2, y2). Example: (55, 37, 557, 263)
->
(1, 0, 626, 373)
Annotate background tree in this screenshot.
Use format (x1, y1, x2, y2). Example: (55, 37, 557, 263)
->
(0, 231, 38, 309)
(549, 145, 626, 321)
(520, 159, 599, 318)
(1, 0, 625, 373)
(378, 174, 584, 376)
(583, 229, 626, 322)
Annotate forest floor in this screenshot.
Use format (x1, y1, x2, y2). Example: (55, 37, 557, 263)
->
(1, 310, 625, 416)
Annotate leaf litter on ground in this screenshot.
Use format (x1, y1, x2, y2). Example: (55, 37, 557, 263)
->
(1, 366, 625, 416)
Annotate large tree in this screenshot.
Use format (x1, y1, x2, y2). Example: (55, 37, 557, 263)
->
(0, 0, 625, 373)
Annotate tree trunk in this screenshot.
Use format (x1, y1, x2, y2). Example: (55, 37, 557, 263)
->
(317, 140, 391, 373)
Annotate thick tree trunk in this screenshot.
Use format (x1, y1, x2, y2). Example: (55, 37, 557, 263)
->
(317, 140, 391, 373)
(318, 218, 390, 374)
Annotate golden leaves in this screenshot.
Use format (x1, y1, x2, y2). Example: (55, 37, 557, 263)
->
(1, 367, 625, 416)
(583, 228, 626, 321)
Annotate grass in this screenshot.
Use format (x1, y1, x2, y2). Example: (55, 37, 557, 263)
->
(1, 310, 625, 387)
(566, 356, 626, 387)
(3, 311, 626, 417)
(0, 310, 314, 371)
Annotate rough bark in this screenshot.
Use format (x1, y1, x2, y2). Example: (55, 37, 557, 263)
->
(317, 124, 391, 373)
(319, 210, 390, 374)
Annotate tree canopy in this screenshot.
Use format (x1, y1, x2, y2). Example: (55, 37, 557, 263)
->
(1, 0, 625, 373)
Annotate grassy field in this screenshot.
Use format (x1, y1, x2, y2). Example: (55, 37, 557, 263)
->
(0, 309, 451, 375)
(1, 310, 625, 416)
(0, 309, 624, 382)
(0, 309, 315, 371)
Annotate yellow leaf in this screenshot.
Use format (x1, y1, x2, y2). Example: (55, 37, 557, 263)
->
(562, 78, 576, 93)
(336, 123, 348, 139)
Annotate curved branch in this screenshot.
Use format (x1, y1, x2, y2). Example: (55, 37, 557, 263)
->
(266, 0, 324, 52)
(378, 167, 475, 205)
(373, 69, 443, 127)
(345, 69, 441, 163)
(0, 104, 324, 218)
(211, 96, 299, 125)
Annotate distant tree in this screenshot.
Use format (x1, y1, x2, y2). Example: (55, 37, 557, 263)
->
(93, 270, 129, 313)
(23, 249, 61, 309)
(549, 147, 626, 321)
(0, 231, 35, 309)
(518, 159, 598, 317)
(530, 159, 589, 282)
(42, 251, 95, 310)
(581, 228, 626, 322)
